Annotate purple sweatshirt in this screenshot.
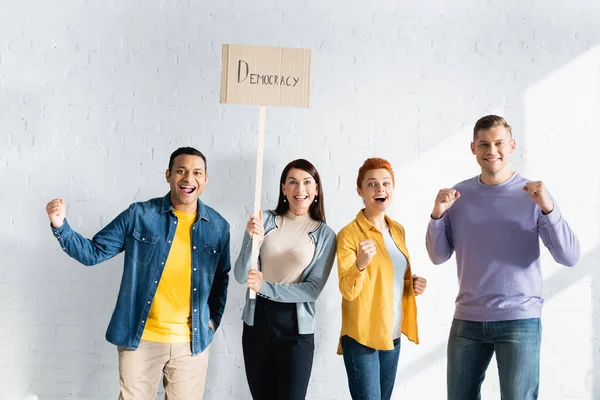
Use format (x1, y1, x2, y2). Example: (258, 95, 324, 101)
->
(426, 173, 580, 322)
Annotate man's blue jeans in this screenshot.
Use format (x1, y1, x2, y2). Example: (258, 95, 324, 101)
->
(341, 335, 401, 400)
(447, 318, 541, 400)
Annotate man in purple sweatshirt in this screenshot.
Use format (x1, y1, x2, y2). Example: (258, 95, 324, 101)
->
(426, 115, 580, 400)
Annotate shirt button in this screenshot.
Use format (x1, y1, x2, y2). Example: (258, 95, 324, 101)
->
(147, 301, 151, 304)
(194, 309, 197, 312)
(141, 320, 145, 323)
(194, 327, 197, 331)
(168, 240, 171, 243)
(174, 221, 177, 224)
(192, 227, 195, 230)
(161, 262, 165, 265)
(193, 288, 197, 291)
(213, 250, 216, 254)
(142, 238, 145, 241)
(193, 268, 197, 271)
(154, 281, 158, 284)
(193, 246, 196, 250)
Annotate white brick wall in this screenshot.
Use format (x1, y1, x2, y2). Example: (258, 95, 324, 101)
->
(1, 0, 599, 399)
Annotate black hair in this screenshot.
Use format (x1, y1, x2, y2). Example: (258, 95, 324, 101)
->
(168, 147, 207, 171)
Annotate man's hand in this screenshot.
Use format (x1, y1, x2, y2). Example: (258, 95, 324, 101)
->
(431, 189, 460, 219)
(412, 274, 427, 295)
(523, 181, 554, 214)
(46, 198, 66, 229)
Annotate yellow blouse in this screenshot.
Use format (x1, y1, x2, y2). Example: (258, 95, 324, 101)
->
(337, 210, 419, 354)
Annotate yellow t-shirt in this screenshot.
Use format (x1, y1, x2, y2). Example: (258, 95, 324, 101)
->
(142, 209, 195, 343)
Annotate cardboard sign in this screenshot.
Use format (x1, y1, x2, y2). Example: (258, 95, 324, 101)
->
(220, 44, 311, 108)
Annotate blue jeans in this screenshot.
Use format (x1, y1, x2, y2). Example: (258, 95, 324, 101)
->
(341, 335, 401, 400)
(447, 318, 541, 400)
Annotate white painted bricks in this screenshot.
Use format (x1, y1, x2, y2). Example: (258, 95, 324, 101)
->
(1, 1, 599, 399)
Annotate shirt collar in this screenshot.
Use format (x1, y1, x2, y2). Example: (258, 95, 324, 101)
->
(160, 192, 210, 222)
(355, 209, 393, 232)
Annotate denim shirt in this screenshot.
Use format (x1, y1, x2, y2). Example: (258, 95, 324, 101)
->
(50, 193, 231, 355)
(234, 210, 336, 334)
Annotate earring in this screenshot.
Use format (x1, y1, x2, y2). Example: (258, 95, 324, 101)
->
(283, 198, 287, 203)
(314, 197, 318, 203)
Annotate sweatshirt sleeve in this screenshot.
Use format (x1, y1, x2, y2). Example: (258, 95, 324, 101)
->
(537, 205, 580, 267)
(425, 214, 455, 265)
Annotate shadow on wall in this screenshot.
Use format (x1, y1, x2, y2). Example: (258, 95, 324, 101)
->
(397, 245, 600, 398)
(544, 246, 600, 398)
(8, 238, 122, 398)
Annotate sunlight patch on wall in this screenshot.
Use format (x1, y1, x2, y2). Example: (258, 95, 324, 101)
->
(523, 45, 600, 255)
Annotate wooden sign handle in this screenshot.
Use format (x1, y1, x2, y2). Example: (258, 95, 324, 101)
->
(249, 106, 266, 299)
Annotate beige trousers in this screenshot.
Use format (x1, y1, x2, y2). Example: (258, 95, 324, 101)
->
(118, 340, 210, 400)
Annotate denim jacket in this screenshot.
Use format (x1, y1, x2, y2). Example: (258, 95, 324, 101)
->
(50, 193, 231, 355)
(234, 210, 336, 334)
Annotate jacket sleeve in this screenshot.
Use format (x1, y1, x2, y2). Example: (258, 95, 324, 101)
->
(233, 212, 268, 284)
(337, 227, 367, 301)
(258, 227, 336, 303)
(537, 204, 580, 267)
(425, 215, 455, 265)
(233, 231, 253, 284)
(208, 226, 231, 330)
(50, 206, 132, 266)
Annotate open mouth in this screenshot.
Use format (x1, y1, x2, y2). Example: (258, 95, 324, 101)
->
(374, 196, 387, 204)
(293, 195, 308, 201)
(179, 184, 197, 195)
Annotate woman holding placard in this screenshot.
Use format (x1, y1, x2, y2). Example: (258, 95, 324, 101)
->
(336, 157, 427, 400)
(234, 159, 336, 400)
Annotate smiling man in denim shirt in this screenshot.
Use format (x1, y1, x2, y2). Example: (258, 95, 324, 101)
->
(45, 147, 231, 399)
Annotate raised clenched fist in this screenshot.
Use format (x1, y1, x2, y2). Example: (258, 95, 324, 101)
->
(431, 189, 460, 219)
(356, 239, 376, 271)
(46, 198, 66, 229)
(523, 181, 554, 214)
